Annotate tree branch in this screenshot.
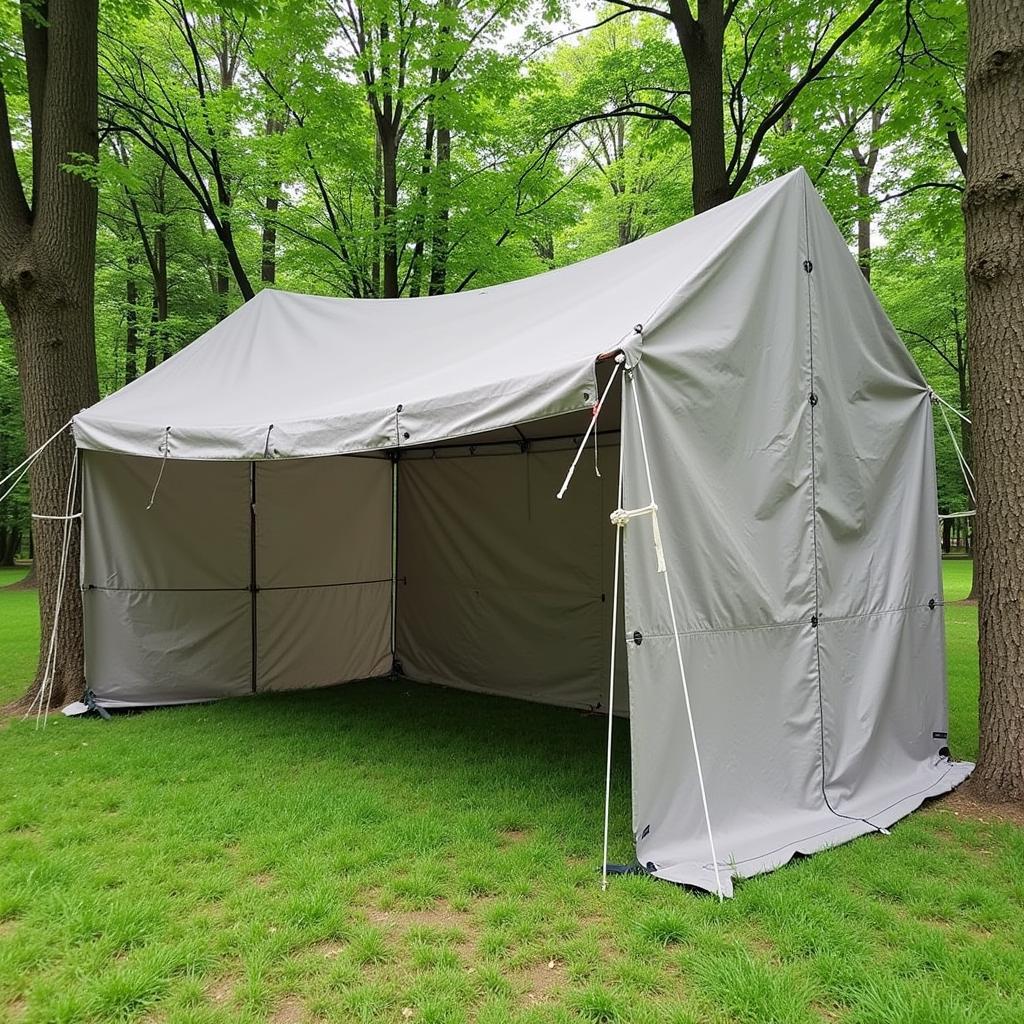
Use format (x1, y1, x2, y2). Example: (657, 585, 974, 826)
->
(20, 0, 48, 205)
(730, 0, 886, 195)
(947, 128, 967, 176)
(0, 70, 30, 260)
(879, 180, 964, 202)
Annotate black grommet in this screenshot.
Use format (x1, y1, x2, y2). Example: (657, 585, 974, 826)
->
(632, 630, 643, 646)
(810, 615, 818, 628)
(634, 323, 643, 334)
(809, 393, 818, 406)
(928, 598, 936, 610)
(397, 404, 403, 412)
(403, 432, 410, 440)
(803, 259, 813, 273)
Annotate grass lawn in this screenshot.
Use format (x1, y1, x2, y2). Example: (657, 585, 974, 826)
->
(2, 560, 1022, 1024)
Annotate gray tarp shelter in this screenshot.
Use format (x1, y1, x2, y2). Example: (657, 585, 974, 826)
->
(72, 169, 972, 895)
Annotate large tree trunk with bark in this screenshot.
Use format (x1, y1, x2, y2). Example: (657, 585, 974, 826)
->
(674, 9, 729, 215)
(965, 0, 1024, 801)
(0, 1, 100, 710)
(4, 297, 96, 707)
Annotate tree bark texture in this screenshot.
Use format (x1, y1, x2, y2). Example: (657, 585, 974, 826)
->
(965, 0, 1024, 800)
(0, 1, 100, 709)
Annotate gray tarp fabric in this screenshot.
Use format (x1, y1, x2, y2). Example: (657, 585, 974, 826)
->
(73, 168, 972, 894)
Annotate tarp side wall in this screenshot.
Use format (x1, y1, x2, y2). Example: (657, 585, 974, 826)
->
(255, 456, 392, 690)
(619, 177, 824, 893)
(396, 444, 627, 713)
(801, 184, 968, 818)
(82, 451, 252, 703)
(619, 173, 970, 895)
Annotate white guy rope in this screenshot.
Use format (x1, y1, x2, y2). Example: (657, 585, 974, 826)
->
(0, 418, 73, 492)
(938, 402, 976, 504)
(556, 357, 624, 500)
(0, 447, 44, 506)
(930, 390, 971, 424)
(32, 512, 83, 521)
(601, 393, 626, 892)
(35, 449, 78, 727)
(938, 510, 976, 520)
(628, 369, 725, 900)
(27, 448, 80, 728)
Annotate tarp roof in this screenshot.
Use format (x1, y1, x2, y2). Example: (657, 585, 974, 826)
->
(74, 169, 805, 461)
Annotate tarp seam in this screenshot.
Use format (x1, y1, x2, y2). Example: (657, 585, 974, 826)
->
(632, 600, 938, 641)
(802, 179, 876, 833)
(83, 578, 392, 593)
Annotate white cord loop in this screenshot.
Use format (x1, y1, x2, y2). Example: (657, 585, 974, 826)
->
(609, 502, 666, 573)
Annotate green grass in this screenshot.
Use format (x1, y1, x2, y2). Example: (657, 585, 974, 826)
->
(1, 560, 1019, 1024)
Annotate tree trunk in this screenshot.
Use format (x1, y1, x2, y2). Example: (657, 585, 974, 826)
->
(125, 262, 139, 384)
(372, 137, 382, 297)
(4, 296, 96, 708)
(261, 196, 278, 284)
(407, 72, 438, 300)
(856, 168, 872, 281)
(0, 525, 20, 567)
(0, 0, 100, 710)
(674, 11, 729, 214)
(380, 128, 399, 299)
(261, 115, 283, 285)
(965, 0, 1024, 801)
(428, 123, 451, 296)
(145, 292, 159, 373)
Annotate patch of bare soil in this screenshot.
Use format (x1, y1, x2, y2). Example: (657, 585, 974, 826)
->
(367, 899, 472, 937)
(270, 994, 305, 1024)
(251, 872, 274, 888)
(516, 958, 568, 1005)
(3, 995, 27, 1021)
(311, 939, 345, 959)
(498, 828, 529, 846)
(933, 784, 1024, 828)
(204, 972, 237, 1007)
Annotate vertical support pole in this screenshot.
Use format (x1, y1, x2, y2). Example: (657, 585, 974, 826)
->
(249, 461, 258, 694)
(601, 385, 626, 890)
(390, 452, 399, 675)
